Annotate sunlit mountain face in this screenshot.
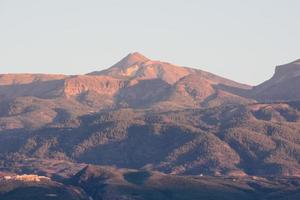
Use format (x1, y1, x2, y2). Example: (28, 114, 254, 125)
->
(1, 54, 300, 200)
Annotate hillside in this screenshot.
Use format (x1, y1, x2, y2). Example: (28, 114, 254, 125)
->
(1, 164, 300, 200)
(1, 55, 300, 176)
(252, 59, 300, 101)
(1, 101, 300, 177)
(0, 53, 255, 130)
(1, 54, 300, 199)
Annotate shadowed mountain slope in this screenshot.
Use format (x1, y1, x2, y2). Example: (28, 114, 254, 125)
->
(252, 59, 300, 101)
(68, 165, 300, 200)
(2, 101, 300, 177)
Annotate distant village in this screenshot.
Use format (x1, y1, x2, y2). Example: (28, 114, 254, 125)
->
(0, 174, 50, 182)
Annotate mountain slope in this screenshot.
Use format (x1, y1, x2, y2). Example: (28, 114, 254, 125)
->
(2, 54, 300, 178)
(0, 53, 255, 130)
(89, 52, 253, 109)
(2, 101, 300, 176)
(68, 165, 300, 200)
(2, 164, 300, 200)
(253, 59, 300, 101)
(88, 52, 194, 84)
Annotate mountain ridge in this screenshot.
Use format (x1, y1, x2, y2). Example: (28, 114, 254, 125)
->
(0, 53, 254, 112)
(253, 58, 300, 101)
(1, 53, 300, 181)
(1, 53, 300, 132)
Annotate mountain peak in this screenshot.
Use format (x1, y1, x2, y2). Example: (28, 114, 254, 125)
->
(128, 52, 149, 61)
(112, 52, 150, 69)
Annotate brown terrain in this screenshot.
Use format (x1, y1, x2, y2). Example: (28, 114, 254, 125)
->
(0, 53, 300, 199)
(252, 59, 300, 101)
(0, 52, 254, 130)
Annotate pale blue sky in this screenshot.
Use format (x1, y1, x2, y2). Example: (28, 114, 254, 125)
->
(0, 0, 300, 85)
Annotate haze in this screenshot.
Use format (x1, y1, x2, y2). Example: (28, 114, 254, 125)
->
(1, 0, 300, 85)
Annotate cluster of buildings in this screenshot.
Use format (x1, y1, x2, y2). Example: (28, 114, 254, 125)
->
(0, 174, 50, 182)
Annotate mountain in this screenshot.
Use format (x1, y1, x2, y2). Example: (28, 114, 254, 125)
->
(252, 59, 300, 101)
(2, 54, 300, 120)
(0, 53, 253, 104)
(89, 52, 252, 108)
(2, 101, 300, 177)
(2, 54, 300, 199)
(1, 55, 300, 173)
(0, 53, 254, 130)
(88, 52, 194, 84)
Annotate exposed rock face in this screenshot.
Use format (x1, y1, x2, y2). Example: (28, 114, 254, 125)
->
(63, 75, 126, 97)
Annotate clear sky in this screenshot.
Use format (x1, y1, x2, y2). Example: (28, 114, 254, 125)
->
(0, 0, 300, 85)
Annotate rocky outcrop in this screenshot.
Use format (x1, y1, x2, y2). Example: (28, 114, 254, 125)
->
(252, 59, 300, 101)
